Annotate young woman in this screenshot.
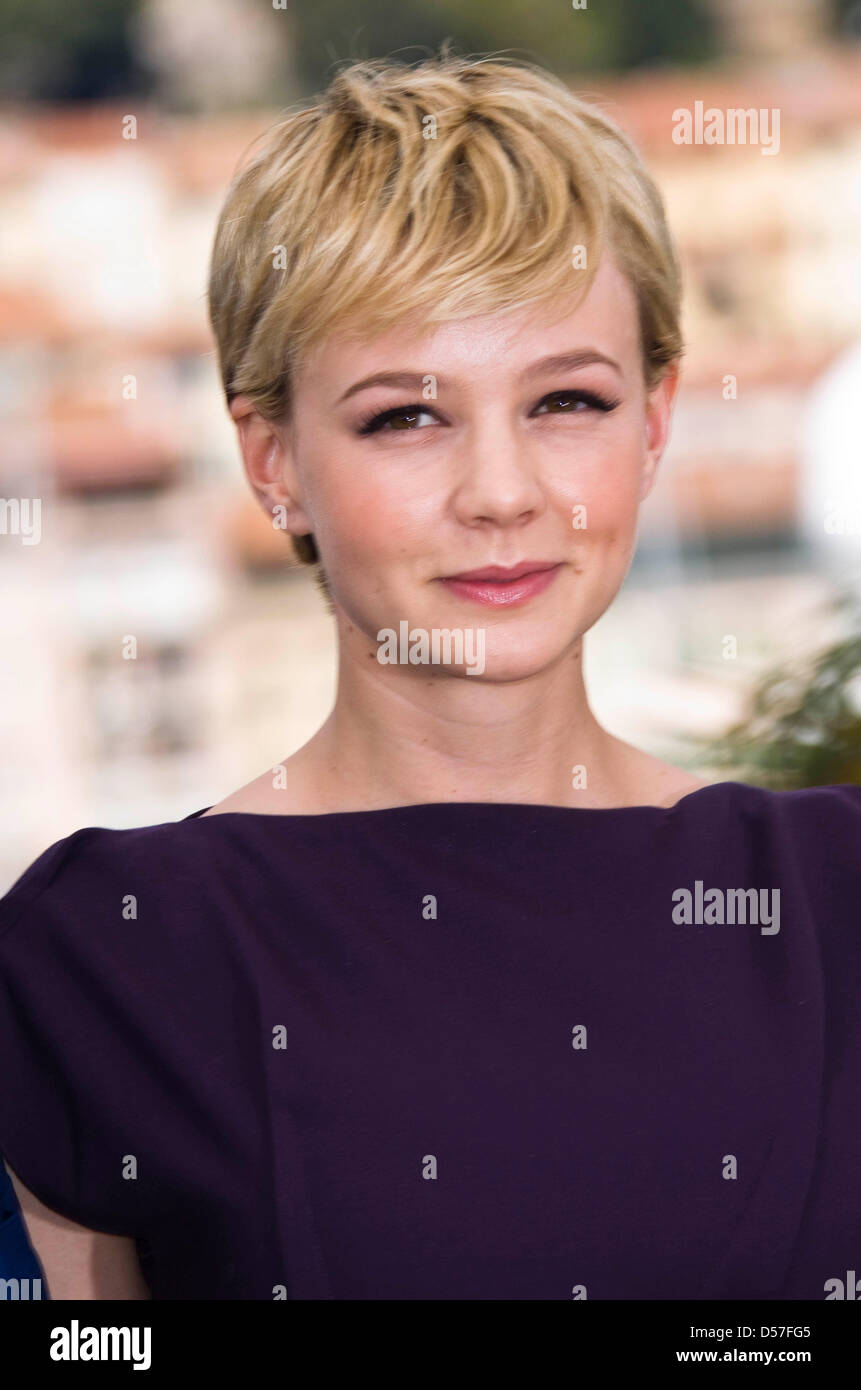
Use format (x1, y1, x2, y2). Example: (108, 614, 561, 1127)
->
(1, 53, 859, 1301)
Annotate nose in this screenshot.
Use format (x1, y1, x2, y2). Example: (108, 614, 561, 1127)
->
(450, 413, 547, 529)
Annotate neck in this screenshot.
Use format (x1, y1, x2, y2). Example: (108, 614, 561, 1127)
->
(288, 628, 633, 812)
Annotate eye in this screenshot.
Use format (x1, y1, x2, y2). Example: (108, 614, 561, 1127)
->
(355, 388, 621, 436)
(357, 403, 438, 435)
(533, 389, 620, 415)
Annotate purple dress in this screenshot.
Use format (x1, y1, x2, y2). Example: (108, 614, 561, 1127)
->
(0, 780, 859, 1300)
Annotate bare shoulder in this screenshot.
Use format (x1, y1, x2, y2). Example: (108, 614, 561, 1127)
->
(5, 1162, 150, 1300)
(201, 758, 328, 817)
(609, 740, 713, 810)
(657, 772, 714, 809)
(200, 776, 275, 817)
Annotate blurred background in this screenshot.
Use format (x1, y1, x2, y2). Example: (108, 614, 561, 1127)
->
(1, 0, 861, 885)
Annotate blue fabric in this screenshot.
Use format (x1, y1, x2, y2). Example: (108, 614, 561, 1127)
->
(0, 1157, 46, 1297)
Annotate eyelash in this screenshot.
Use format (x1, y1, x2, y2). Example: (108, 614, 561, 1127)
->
(355, 389, 622, 435)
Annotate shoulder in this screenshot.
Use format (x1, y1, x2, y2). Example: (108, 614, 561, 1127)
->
(720, 778, 861, 839)
(703, 778, 861, 845)
(774, 779, 861, 903)
(0, 813, 214, 943)
(682, 776, 860, 818)
(0, 815, 239, 1235)
(0, 814, 235, 1064)
(661, 781, 861, 915)
(711, 782, 861, 944)
(776, 781, 861, 825)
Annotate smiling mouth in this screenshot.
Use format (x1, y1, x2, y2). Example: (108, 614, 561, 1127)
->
(438, 563, 562, 607)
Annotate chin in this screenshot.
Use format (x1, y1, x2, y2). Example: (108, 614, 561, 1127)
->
(413, 621, 574, 684)
(471, 629, 579, 682)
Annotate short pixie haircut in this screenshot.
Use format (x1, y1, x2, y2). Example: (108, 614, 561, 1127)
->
(207, 51, 684, 600)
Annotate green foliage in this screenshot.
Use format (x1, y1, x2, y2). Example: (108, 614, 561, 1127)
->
(0, 0, 144, 101)
(686, 587, 861, 791)
(293, 0, 719, 94)
(0, 0, 721, 104)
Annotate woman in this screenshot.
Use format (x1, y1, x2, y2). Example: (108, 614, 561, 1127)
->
(1, 52, 859, 1301)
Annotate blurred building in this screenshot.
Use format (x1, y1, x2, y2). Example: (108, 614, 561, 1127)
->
(1, 24, 860, 878)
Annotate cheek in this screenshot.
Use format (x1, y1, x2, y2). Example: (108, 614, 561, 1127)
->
(308, 453, 431, 569)
(557, 434, 644, 537)
(325, 458, 437, 553)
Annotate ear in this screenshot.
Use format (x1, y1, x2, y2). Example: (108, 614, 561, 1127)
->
(228, 395, 314, 538)
(639, 364, 681, 502)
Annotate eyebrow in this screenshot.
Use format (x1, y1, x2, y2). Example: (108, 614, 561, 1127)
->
(336, 349, 623, 404)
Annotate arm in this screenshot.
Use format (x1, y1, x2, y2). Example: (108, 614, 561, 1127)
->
(4, 1160, 151, 1300)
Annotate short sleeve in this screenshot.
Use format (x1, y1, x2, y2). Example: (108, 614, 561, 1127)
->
(0, 829, 149, 1237)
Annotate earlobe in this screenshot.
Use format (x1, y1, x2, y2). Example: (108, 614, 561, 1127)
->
(639, 458, 659, 501)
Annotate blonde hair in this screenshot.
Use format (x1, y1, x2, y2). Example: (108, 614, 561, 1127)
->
(207, 51, 684, 601)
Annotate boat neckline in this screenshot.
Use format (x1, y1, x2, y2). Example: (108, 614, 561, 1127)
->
(184, 779, 754, 823)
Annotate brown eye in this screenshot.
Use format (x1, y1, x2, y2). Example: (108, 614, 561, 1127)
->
(534, 390, 620, 416)
(388, 409, 423, 430)
(358, 404, 438, 435)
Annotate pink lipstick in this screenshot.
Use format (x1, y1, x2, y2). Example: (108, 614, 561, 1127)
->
(439, 561, 562, 608)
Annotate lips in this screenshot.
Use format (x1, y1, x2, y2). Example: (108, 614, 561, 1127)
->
(445, 561, 559, 582)
(438, 562, 562, 608)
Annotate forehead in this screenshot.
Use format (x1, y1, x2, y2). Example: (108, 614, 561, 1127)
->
(296, 252, 640, 393)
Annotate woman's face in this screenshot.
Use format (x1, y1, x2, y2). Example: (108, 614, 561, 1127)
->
(259, 252, 678, 682)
